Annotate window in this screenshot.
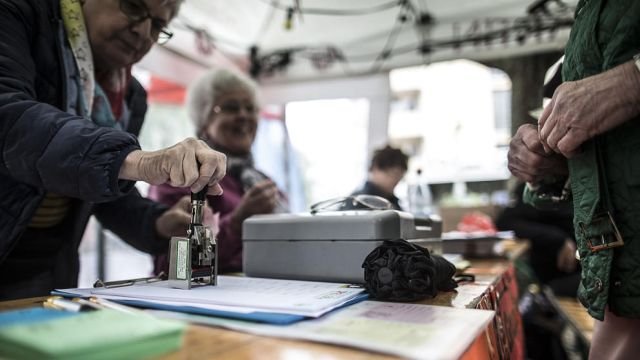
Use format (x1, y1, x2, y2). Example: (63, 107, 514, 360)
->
(285, 98, 370, 207)
(389, 59, 512, 184)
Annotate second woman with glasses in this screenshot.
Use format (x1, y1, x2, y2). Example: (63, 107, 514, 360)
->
(149, 69, 289, 274)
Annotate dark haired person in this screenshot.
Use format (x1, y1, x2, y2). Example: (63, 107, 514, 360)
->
(351, 145, 409, 210)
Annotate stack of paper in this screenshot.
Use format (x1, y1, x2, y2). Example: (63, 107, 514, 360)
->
(152, 301, 495, 360)
(0, 307, 185, 360)
(56, 276, 366, 324)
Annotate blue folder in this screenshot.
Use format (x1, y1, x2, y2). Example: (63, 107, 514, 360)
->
(0, 308, 78, 328)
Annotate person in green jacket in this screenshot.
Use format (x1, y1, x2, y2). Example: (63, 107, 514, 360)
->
(507, 0, 640, 357)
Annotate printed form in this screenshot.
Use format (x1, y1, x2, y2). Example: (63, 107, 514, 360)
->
(61, 276, 364, 317)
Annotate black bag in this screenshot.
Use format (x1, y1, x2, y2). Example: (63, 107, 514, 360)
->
(362, 239, 457, 301)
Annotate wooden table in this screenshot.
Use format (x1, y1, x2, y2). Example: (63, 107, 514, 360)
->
(0, 242, 529, 360)
(555, 297, 594, 344)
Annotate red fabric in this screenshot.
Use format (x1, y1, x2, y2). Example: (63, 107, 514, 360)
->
(96, 67, 132, 120)
(457, 211, 497, 234)
(147, 76, 186, 104)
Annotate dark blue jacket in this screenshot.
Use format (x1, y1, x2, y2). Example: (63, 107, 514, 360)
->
(0, 0, 169, 269)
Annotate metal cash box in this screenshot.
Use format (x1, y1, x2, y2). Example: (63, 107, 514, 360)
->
(242, 210, 442, 283)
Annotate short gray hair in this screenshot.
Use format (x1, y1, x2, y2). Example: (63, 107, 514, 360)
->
(186, 68, 258, 138)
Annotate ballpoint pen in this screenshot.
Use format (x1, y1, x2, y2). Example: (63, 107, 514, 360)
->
(88, 297, 144, 315)
(93, 271, 166, 289)
(72, 297, 104, 310)
(43, 296, 98, 312)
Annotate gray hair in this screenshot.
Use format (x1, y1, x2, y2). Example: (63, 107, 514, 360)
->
(186, 68, 258, 138)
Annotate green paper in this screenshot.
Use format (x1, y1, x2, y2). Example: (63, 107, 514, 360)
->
(0, 309, 185, 360)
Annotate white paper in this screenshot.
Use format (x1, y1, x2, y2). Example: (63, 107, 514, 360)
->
(152, 301, 495, 360)
(59, 276, 364, 317)
(442, 230, 514, 239)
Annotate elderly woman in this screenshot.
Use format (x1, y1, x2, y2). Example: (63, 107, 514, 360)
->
(149, 69, 287, 273)
(0, 0, 226, 299)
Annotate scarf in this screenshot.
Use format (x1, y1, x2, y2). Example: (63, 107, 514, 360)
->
(61, 0, 130, 126)
(29, 0, 130, 228)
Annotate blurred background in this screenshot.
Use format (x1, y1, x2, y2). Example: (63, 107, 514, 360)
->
(78, 0, 575, 286)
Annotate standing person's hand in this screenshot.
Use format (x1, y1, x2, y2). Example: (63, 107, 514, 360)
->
(119, 138, 226, 195)
(507, 124, 569, 183)
(230, 180, 279, 230)
(538, 61, 640, 157)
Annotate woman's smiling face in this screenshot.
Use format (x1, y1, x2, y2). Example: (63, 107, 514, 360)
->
(205, 89, 258, 155)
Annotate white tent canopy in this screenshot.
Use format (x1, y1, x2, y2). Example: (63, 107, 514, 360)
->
(139, 0, 577, 85)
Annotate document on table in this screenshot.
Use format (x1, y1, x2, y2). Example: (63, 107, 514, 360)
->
(56, 276, 365, 318)
(152, 301, 495, 360)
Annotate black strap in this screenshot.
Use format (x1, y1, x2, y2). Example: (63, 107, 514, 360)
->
(595, 138, 615, 213)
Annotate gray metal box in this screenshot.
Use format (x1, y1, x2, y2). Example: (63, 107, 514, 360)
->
(242, 210, 442, 283)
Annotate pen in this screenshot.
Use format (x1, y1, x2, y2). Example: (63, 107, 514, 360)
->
(93, 271, 165, 288)
(72, 297, 104, 311)
(43, 296, 97, 312)
(88, 297, 143, 315)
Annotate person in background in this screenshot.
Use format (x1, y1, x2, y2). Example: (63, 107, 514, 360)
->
(496, 181, 579, 296)
(0, 0, 227, 300)
(507, 1, 640, 357)
(149, 68, 287, 274)
(351, 145, 408, 211)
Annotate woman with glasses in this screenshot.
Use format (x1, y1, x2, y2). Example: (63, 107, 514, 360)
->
(149, 69, 288, 274)
(0, 0, 227, 300)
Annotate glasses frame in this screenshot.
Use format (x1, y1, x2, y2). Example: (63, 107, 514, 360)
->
(212, 102, 259, 116)
(310, 195, 393, 215)
(119, 0, 174, 45)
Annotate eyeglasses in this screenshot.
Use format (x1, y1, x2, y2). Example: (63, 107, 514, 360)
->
(310, 195, 393, 214)
(213, 102, 258, 116)
(119, 0, 174, 44)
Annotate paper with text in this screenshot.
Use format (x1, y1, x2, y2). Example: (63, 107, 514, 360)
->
(77, 276, 364, 317)
(153, 301, 494, 360)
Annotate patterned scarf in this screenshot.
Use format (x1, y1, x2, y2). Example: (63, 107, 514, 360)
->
(29, 0, 130, 228)
(60, 0, 129, 126)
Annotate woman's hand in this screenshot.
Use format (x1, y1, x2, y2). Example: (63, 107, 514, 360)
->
(120, 138, 226, 195)
(230, 180, 279, 230)
(508, 124, 568, 183)
(538, 60, 640, 157)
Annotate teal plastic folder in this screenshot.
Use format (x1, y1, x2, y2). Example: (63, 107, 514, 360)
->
(0, 308, 186, 360)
